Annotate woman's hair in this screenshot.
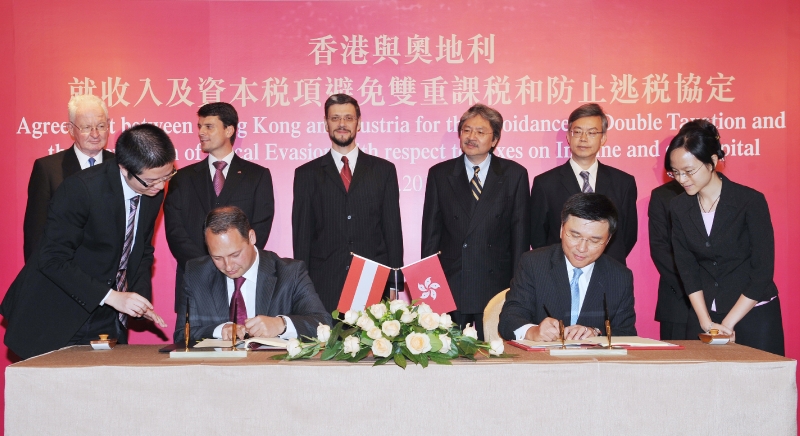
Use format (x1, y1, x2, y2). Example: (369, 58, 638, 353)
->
(664, 119, 725, 172)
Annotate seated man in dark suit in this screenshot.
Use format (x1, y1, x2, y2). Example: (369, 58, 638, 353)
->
(175, 206, 331, 344)
(499, 193, 636, 341)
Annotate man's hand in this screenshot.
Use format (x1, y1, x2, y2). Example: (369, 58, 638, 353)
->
(244, 316, 285, 338)
(524, 317, 560, 341)
(142, 308, 167, 328)
(564, 324, 597, 340)
(105, 290, 153, 318)
(221, 324, 247, 341)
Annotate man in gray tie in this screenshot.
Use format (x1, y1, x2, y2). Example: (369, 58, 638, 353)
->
(23, 94, 115, 261)
(499, 193, 636, 342)
(529, 103, 637, 265)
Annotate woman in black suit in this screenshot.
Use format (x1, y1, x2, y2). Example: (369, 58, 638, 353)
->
(666, 120, 784, 355)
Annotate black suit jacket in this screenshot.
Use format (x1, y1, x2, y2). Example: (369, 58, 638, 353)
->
(530, 161, 637, 264)
(670, 173, 778, 313)
(23, 145, 114, 261)
(498, 244, 637, 340)
(2, 160, 161, 359)
(164, 154, 274, 310)
(292, 150, 403, 312)
(420, 154, 530, 314)
(648, 180, 690, 324)
(174, 250, 332, 344)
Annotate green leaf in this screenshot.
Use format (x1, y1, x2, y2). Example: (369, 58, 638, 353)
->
(270, 353, 289, 360)
(320, 342, 341, 360)
(373, 356, 392, 366)
(332, 309, 340, 320)
(360, 334, 374, 347)
(393, 352, 407, 369)
(328, 322, 344, 348)
(428, 353, 453, 365)
(342, 327, 359, 338)
(336, 349, 355, 361)
(347, 346, 371, 363)
(427, 333, 443, 352)
(401, 346, 419, 364)
(418, 353, 429, 368)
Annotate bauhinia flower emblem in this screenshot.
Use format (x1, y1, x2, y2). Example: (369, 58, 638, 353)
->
(418, 277, 440, 300)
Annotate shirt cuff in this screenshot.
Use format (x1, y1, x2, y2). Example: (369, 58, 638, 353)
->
(212, 322, 231, 339)
(278, 316, 298, 339)
(99, 289, 114, 306)
(514, 323, 536, 340)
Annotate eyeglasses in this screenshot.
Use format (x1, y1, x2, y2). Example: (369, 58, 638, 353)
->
(564, 232, 607, 249)
(71, 122, 109, 134)
(568, 129, 604, 140)
(131, 168, 177, 188)
(460, 128, 493, 139)
(667, 165, 705, 179)
(328, 115, 357, 123)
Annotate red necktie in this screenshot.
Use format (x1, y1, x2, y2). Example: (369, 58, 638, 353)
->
(213, 161, 227, 196)
(340, 156, 352, 192)
(229, 276, 247, 325)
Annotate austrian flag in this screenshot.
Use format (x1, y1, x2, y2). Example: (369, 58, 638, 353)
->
(337, 254, 391, 313)
(401, 254, 457, 314)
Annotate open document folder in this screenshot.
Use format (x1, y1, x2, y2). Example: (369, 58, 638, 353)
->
(193, 337, 289, 350)
(509, 336, 683, 351)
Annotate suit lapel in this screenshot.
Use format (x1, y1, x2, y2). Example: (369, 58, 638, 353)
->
(212, 269, 231, 319)
(687, 194, 708, 238)
(255, 250, 277, 315)
(103, 163, 126, 252)
(62, 145, 82, 178)
(190, 157, 213, 215)
(594, 162, 612, 195)
(448, 156, 476, 217)
(708, 174, 735, 241)
(558, 162, 581, 196)
(321, 151, 348, 195)
(217, 154, 244, 205)
(578, 258, 606, 325)
(467, 156, 506, 235)
(549, 246, 573, 322)
(348, 151, 372, 195)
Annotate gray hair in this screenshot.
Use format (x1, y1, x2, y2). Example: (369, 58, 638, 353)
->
(68, 94, 108, 123)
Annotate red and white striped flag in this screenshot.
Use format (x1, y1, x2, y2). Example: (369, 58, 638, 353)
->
(337, 254, 391, 313)
(402, 254, 457, 314)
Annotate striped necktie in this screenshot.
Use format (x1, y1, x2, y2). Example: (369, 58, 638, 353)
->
(580, 171, 593, 193)
(471, 166, 482, 201)
(116, 195, 140, 325)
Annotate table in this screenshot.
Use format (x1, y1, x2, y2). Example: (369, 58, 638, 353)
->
(5, 341, 797, 435)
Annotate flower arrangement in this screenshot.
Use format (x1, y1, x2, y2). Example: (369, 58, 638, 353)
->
(273, 299, 510, 368)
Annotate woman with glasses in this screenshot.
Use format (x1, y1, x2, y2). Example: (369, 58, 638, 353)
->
(666, 119, 784, 355)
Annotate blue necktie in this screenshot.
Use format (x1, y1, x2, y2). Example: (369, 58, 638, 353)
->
(88, 157, 96, 167)
(570, 268, 583, 325)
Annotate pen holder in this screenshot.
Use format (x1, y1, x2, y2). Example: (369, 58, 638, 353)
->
(90, 334, 118, 350)
(698, 329, 730, 345)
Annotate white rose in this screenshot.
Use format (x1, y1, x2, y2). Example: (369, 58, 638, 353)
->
(417, 303, 433, 314)
(369, 303, 388, 319)
(439, 313, 453, 329)
(316, 323, 331, 342)
(418, 312, 441, 331)
(389, 299, 408, 314)
(438, 334, 452, 353)
(286, 338, 303, 358)
(356, 314, 375, 331)
(463, 323, 479, 340)
(371, 337, 393, 358)
(489, 339, 504, 356)
(344, 310, 360, 325)
(343, 335, 361, 357)
(367, 326, 383, 340)
(382, 320, 401, 337)
(405, 332, 432, 355)
(400, 309, 417, 324)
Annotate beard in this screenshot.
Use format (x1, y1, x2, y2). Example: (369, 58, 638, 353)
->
(329, 129, 356, 147)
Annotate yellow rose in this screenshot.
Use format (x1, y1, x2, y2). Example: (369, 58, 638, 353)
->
(371, 337, 392, 358)
(405, 332, 432, 355)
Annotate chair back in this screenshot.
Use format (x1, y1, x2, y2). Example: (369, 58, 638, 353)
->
(482, 289, 509, 343)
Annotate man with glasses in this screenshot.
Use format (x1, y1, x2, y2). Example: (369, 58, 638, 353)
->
(23, 94, 115, 261)
(164, 102, 274, 312)
(2, 124, 175, 359)
(499, 193, 636, 341)
(530, 103, 637, 265)
(421, 103, 529, 339)
(292, 94, 403, 312)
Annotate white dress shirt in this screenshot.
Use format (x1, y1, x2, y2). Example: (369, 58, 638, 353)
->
(568, 158, 599, 192)
(513, 256, 597, 340)
(213, 246, 297, 339)
(331, 146, 359, 174)
(74, 145, 104, 169)
(100, 171, 142, 305)
(208, 150, 234, 179)
(464, 153, 491, 185)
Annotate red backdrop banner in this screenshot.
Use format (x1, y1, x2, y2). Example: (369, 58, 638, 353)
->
(1, 0, 798, 426)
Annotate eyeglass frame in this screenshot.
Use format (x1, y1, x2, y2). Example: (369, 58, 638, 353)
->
(459, 127, 494, 139)
(667, 164, 706, 179)
(568, 128, 605, 140)
(327, 115, 358, 124)
(70, 121, 109, 134)
(131, 168, 178, 188)
(563, 231, 608, 249)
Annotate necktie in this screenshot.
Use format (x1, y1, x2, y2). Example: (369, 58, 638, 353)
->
(471, 166, 482, 201)
(213, 161, 227, 196)
(229, 276, 247, 325)
(88, 157, 96, 167)
(570, 267, 583, 326)
(340, 156, 352, 192)
(116, 196, 140, 325)
(579, 171, 593, 193)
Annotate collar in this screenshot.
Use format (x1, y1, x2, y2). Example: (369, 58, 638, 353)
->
(74, 145, 104, 167)
(209, 150, 235, 170)
(240, 245, 261, 283)
(464, 153, 492, 176)
(331, 146, 359, 166)
(564, 255, 596, 278)
(119, 170, 141, 202)
(568, 158, 598, 177)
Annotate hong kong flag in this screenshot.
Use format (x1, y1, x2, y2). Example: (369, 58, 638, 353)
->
(338, 254, 391, 313)
(401, 254, 457, 314)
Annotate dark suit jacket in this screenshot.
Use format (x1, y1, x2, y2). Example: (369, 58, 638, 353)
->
(23, 145, 114, 261)
(530, 161, 637, 265)
(420, 154, 530, 314)
(498, 244, 637, 340)
(164, 154, 274, 310)
(648, 180, 690, 324)
(174, 250, 331, 343)
(670, 173, 778, 313)
(2, 160, 161, 359)
(292, 150, 403, 312)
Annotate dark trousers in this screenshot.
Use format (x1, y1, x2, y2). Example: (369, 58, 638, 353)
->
(67, 305, 127, 345)
(660, 321, 688, 340)
(450, 311, 484, 341)
(687, 297, 784, 356)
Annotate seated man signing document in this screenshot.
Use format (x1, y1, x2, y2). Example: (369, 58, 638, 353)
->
(499, 193, 636, 341)
(174, 206, 331, 344)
